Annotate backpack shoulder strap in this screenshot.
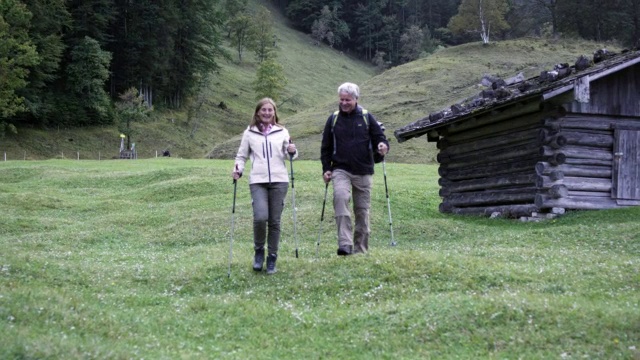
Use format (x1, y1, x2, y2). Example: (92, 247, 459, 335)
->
(331, 110, 340, 131)
(331, 109, 369, 131)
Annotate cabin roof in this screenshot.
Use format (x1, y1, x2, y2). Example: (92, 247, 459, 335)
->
(394, 49, 640, 143)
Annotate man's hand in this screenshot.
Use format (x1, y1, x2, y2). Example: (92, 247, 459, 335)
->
(377, 142, 388, 156)
(323, 171, 332, 183)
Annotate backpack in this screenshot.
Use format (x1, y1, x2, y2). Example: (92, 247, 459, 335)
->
(331, 109, 385, 163)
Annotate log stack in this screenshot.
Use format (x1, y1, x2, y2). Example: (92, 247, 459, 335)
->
(534, 114, 619, 210)
(437, 104, 623, 217)
(436, 103, 564, 217)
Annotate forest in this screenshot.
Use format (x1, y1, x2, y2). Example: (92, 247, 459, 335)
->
(1, 0, 639, 135)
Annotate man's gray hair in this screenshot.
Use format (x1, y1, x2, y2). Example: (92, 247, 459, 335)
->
(338, 82, 359, 99)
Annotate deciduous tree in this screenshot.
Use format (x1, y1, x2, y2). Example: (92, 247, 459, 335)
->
(249, 6, 276, 62)
(448, 0, 510, 44)
(116, 87, 152, 149)
(400, 25, 423, 62)
(253, 58, 287, 102)
(228, 13, 253, 62)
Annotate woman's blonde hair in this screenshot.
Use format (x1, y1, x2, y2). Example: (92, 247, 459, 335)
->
(250, 98, 280, 129)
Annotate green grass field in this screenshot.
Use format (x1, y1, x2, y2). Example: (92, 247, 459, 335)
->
(1, 159, 638, 359)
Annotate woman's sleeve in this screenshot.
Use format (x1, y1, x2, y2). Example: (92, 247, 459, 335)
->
(234, 129, 250, 174)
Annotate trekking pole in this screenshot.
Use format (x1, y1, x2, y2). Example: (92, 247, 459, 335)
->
(289, 139, 299, 258)
(382, 159, 396, 246)
(228, 165, 239, 277)
(316, 182, 329, 258)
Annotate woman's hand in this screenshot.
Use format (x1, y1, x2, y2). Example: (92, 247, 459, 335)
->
(232, 164, 242, 180)
(287, 143, 296, 155)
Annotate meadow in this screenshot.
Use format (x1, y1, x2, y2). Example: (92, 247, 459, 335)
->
(1, 159, 638, 359)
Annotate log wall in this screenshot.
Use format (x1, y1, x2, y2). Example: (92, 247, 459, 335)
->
(438, 106, 635, 217)
(437, 102, 557, 218)
(533, 112, 640, 210)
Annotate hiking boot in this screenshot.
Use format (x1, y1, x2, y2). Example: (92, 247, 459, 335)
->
(337, 245, 352, 256)
(253, 248, 265, 271)
(266, 253, 277, 275)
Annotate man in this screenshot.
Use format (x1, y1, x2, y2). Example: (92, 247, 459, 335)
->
(320, 82, 389, 256)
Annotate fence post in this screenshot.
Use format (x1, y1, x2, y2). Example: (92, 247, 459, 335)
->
(99, 151, 101, 161)
(77, 151, 80, 160)
(3, 152, 6, 161)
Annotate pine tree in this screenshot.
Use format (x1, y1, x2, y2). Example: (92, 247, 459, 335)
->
(65, 36, 113, 124)
(20, 0, 70, 120)
(0, 0, 39, 121)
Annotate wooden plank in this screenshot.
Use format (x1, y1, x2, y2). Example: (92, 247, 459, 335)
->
(541, 145, 613, 161)
(440, 158, 538, 181)
(562, 131, 614, 148)
(568, 190, 611, 197)
(445, 101, 543, 134)
(613, 129, 640, 200)
(444, 117, 541, 144)
(443, 187, 537, 207)
(535, 194, 621, 209)
(440, 128, 539, 154)
(439, 173, 536, 193)
(440, 141, 541, 169)
(617, 199, 640, 205)
(564, 158, 613, 166)
(555, 114, 640, 131)
(535, 162, 612, 178)
(449, 204, 539, 217)
(536, 175, 611, 192)
(574, 75, 590, 103)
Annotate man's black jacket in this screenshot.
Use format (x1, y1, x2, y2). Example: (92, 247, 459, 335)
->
(320, 105, 389, 175)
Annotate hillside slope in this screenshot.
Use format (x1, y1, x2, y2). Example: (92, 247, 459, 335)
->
(1, 0, 374, 160)
(2, 9, 621, 163)
(279, 38, 622, 164)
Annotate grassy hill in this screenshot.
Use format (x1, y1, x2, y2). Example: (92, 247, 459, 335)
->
(0, 2, 621, 162)
(282, 38, 623, 164)
(1, 159, 638, 358)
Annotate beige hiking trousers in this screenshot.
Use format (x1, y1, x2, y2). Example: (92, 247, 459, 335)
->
(332, 169, 373, 254)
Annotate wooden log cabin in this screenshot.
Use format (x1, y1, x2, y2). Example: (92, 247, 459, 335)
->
(394, 49, 640, 218)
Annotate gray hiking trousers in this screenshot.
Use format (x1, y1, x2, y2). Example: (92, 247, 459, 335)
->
(250, 182, 288, 255)
(332, 169, 372, 254)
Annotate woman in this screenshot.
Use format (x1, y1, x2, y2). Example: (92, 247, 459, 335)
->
(233, 98, 297, 275)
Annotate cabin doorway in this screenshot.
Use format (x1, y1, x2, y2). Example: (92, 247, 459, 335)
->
(612, 127, 640, 205)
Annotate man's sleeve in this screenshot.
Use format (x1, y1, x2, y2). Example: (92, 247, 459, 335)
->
(320, 116, 333, 172)
(369, 113, 390, 151)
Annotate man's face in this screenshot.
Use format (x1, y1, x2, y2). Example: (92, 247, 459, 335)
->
(339, 93, 356, 113)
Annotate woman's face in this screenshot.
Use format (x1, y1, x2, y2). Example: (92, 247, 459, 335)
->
(258, 103, 275, 124)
